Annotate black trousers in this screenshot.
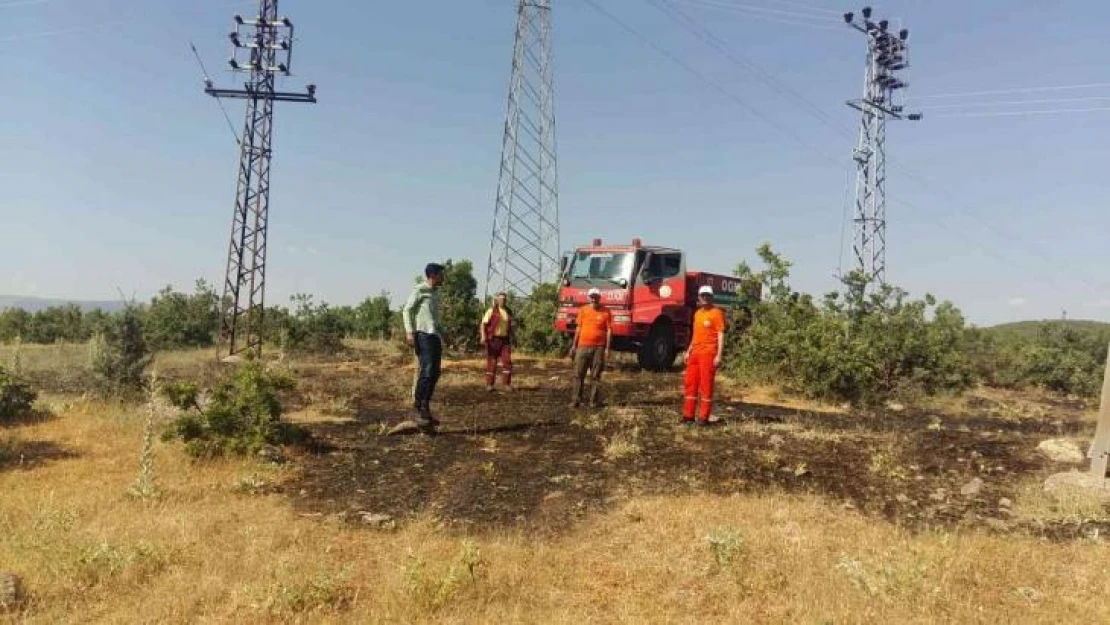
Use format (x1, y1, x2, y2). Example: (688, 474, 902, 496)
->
(413, 332, 442, 408)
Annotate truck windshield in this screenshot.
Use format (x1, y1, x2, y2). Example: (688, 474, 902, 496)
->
(567, 251, 634, 286)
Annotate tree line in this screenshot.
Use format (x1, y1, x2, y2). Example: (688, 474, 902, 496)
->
(0, 260, 566, 357)
(2, 249, 1106, 406)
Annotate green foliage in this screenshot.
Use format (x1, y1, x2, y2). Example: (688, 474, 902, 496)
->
(162, 360, 307, 459)
(513, 283, 569, 356)
(437, 260, 481, 353)
(91, 304, 152, 397)
(143, 280, 219, 350)
(705, 527, 745, 574)
(403, 540, 486, 612)
(973, 322, 1109, 397)
(282, 294, 347, 355)
(0, 366, 36, 424)
(0, 304, 89, 343)
(728, 244, 974, 406)
(350, 292, 395, 340)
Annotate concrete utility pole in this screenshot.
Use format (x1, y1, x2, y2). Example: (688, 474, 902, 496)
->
(485, 0, 560, 300)
(1088, 344, 1110, 477)
(844, 7, 920, 287)
(204, 0, 317, 358)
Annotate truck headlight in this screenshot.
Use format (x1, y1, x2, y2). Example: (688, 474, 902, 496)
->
(614, 314, 631, 323)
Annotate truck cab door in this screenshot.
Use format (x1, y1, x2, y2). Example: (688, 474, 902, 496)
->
(633, 251, 686, 318)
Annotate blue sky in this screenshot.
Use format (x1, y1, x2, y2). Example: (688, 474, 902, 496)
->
(2, 0, 1109, 325)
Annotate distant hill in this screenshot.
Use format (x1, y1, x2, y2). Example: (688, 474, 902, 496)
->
(0, 295, 127, 314)
(985, 319, 1110, 339)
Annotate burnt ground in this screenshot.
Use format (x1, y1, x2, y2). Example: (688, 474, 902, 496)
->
(277, 355, 1108, 541)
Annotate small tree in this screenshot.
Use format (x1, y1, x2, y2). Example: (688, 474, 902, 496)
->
(144, 280, 220, 350)
(91, 303, 152, 397)
(514, 283, 568, 356)
(283, 294, 347, 355)
(352, 292, 395, 340)
(438, 260, 481, 353)
(0, 366, 36, 424)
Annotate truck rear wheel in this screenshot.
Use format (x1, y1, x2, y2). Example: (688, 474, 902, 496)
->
(637, 322, 676, 371)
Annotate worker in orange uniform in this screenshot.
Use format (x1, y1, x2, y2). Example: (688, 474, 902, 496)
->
(568, 287, 612, 409)
(683, 285, 727, 426)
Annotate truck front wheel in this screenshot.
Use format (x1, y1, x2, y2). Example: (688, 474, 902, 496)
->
(637, 322, 676, 371)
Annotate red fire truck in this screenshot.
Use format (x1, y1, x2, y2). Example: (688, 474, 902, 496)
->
(554, 238, 761, 371)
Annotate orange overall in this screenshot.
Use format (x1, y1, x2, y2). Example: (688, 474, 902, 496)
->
(683, 306, 726, 421)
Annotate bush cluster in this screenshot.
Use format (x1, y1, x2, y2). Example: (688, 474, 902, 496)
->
(727, 245, 974, 406)
(162, 360, 307, 459)
(0, 366, 36, 423)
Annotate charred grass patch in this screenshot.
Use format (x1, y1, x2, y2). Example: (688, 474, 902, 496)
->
(285, 358, 1095, 539)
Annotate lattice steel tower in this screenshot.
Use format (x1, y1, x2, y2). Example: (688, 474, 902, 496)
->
(204, 0, 316, 358)
(844, 7, 919, 286)
(485, 0, 560, 299)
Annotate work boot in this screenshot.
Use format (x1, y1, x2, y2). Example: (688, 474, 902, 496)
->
(588, 387, 602, 409)
(413, 402, 435, 429)
(420, 401, 440, 427)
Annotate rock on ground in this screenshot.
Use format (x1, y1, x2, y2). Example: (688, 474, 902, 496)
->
(1037, 439, 1085, 464)
(358, 511, 395, 529)
(960, 477, 984, 497)
(1043, 471, 1110, 505)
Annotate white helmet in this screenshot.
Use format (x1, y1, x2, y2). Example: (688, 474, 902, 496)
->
(587, 287, 601, 299)
(698, 285, 714, 297)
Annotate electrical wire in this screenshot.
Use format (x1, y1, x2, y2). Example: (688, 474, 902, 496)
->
(762, 0, 841, 15)
(933, 106, 1110, 119)
(649, 0, 1110, 295)
(652, 0, 855, 139)
(581, 0, 845, 165)
(670, 0, 838, 22)
(908, 82, 1110, 101)
(0, 17, 130, 42)
(581, 0, 1110, 297)
(0, 0, 52, 8)
(190, 41, 243, 146)
(666, 0, 842, 31)
(918, 95, 1110, 110)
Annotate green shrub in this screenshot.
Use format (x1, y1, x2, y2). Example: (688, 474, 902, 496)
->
(91, 304, 152, 397)
(143, 280, 220, 350)
(727, 245, 974, 406)
(282, 294, 347, 355)
(513, 283, 570, 356)
(162, 360, 307, 459)
(438, 260, 481, 353)
(0, 366, 36, 423)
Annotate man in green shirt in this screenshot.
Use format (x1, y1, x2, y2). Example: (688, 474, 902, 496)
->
(403, 263, 445, 433)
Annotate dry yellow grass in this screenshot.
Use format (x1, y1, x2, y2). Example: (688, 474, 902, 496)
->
(0, 396, 1108, 624)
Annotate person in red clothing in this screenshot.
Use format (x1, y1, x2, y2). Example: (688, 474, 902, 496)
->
(683, 285, 727, 425)
(479, 292, 514, 392)
(568, 287, 613, 408)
